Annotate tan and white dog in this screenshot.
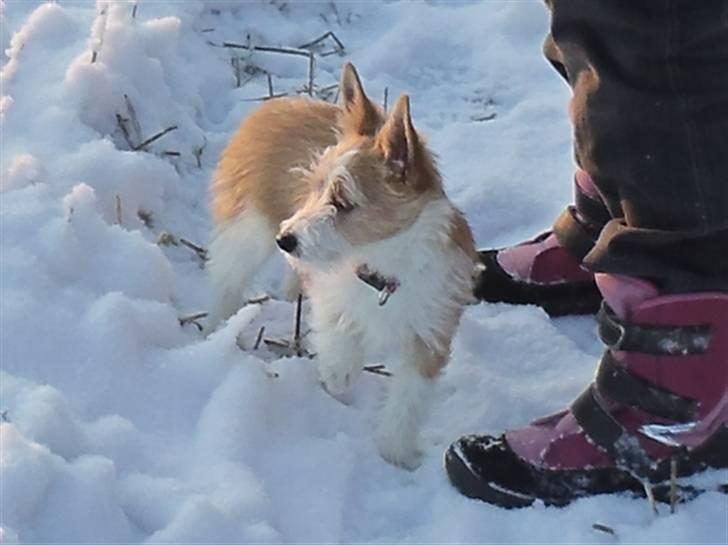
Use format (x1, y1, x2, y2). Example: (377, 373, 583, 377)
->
(207, 63, 476, 468)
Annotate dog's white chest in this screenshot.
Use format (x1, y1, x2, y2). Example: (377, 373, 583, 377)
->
(303, 201, 470, 354)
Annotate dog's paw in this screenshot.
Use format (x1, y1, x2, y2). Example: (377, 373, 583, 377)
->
(374, 431, 423, 471)
(319, 364, 359, 401)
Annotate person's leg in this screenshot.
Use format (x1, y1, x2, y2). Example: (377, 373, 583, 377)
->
(447, 0, 728, 507)
(554, 0, 728, 292)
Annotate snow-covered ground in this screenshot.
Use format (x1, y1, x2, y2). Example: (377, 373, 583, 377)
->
(1, 1, 726, 543)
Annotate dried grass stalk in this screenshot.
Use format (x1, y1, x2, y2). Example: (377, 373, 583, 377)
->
(133, 125, 178, 151)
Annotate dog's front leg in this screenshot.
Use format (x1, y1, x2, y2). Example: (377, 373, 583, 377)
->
(279, 263, 305, 302)
(375, 335, 445, 470)
(312, 321, 364, 401)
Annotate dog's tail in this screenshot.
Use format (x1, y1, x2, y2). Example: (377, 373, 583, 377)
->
(205, 207, 277, 334)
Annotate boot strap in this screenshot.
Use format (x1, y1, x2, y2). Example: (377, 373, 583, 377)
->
(552, 178, 609, 262)
(552, 206, 598, 261)
(597, 302, 712, 355)
(596, 351, 698, 422)
(571, 385, 654, 478)
(575, 187, 611, 227)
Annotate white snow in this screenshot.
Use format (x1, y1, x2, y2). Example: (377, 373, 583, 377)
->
(1, 1, 725, 543)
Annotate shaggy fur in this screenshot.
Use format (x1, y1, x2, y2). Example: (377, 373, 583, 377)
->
(207, 63, 476, 468)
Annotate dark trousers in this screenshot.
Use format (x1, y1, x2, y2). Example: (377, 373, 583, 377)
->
(545, 0, 728, 293)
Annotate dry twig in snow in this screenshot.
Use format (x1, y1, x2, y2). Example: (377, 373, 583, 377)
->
(293, 293, 303, 357)
(222, 42, 315, 97)
(240, 93, 288, 103)
(231, 56, 242, 88)
(670, 457, 678, 513)
(363, 364, 392, 377)
(591, 523, 616, 536)
(115, 195, 122, 225)
(133, 125, 178, 151)
(156, 232, 208, 262)
(157, 231, 178, 247)
(267, 72, 275, 97)
(307, 53, 315, 97)
(178, 237, 208, 261)
(223, 42, 309, 58)
(179, 312, 208, 331)
(643, 482, 659, 516)
(316, 83, 339, 102)
(115, 114, 135, 149)
(193, 137, 207, 169)
(298, 31, 345, 56)
(471, 113, 497, 122)
(123, 95, 143, 143)
(254, 326, 266, 350)
(137, 209, 154, 229)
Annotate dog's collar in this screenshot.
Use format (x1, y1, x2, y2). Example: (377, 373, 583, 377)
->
(355, 264, 400, 306)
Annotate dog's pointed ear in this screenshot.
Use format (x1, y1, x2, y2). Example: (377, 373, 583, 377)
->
(376, 94, 420, 180)
(339, 62, 381, 136)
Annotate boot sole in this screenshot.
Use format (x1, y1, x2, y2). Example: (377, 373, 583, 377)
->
(444, 444, 536, 508)
(445, 428, 728, 509)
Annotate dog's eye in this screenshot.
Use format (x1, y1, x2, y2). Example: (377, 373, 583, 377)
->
(330, 195, 355, 213)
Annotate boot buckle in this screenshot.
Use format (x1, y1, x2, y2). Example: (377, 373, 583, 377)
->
(597, 302, 712, 355)
(598, 305, 627, 349)
(638, 422, 698, 447)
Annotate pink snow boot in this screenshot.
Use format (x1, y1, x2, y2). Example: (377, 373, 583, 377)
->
(447, 273, 728, 507)
(474, 171, 607, 316)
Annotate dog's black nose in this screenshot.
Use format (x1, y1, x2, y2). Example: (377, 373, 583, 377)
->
(276, 233, 298, 253)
